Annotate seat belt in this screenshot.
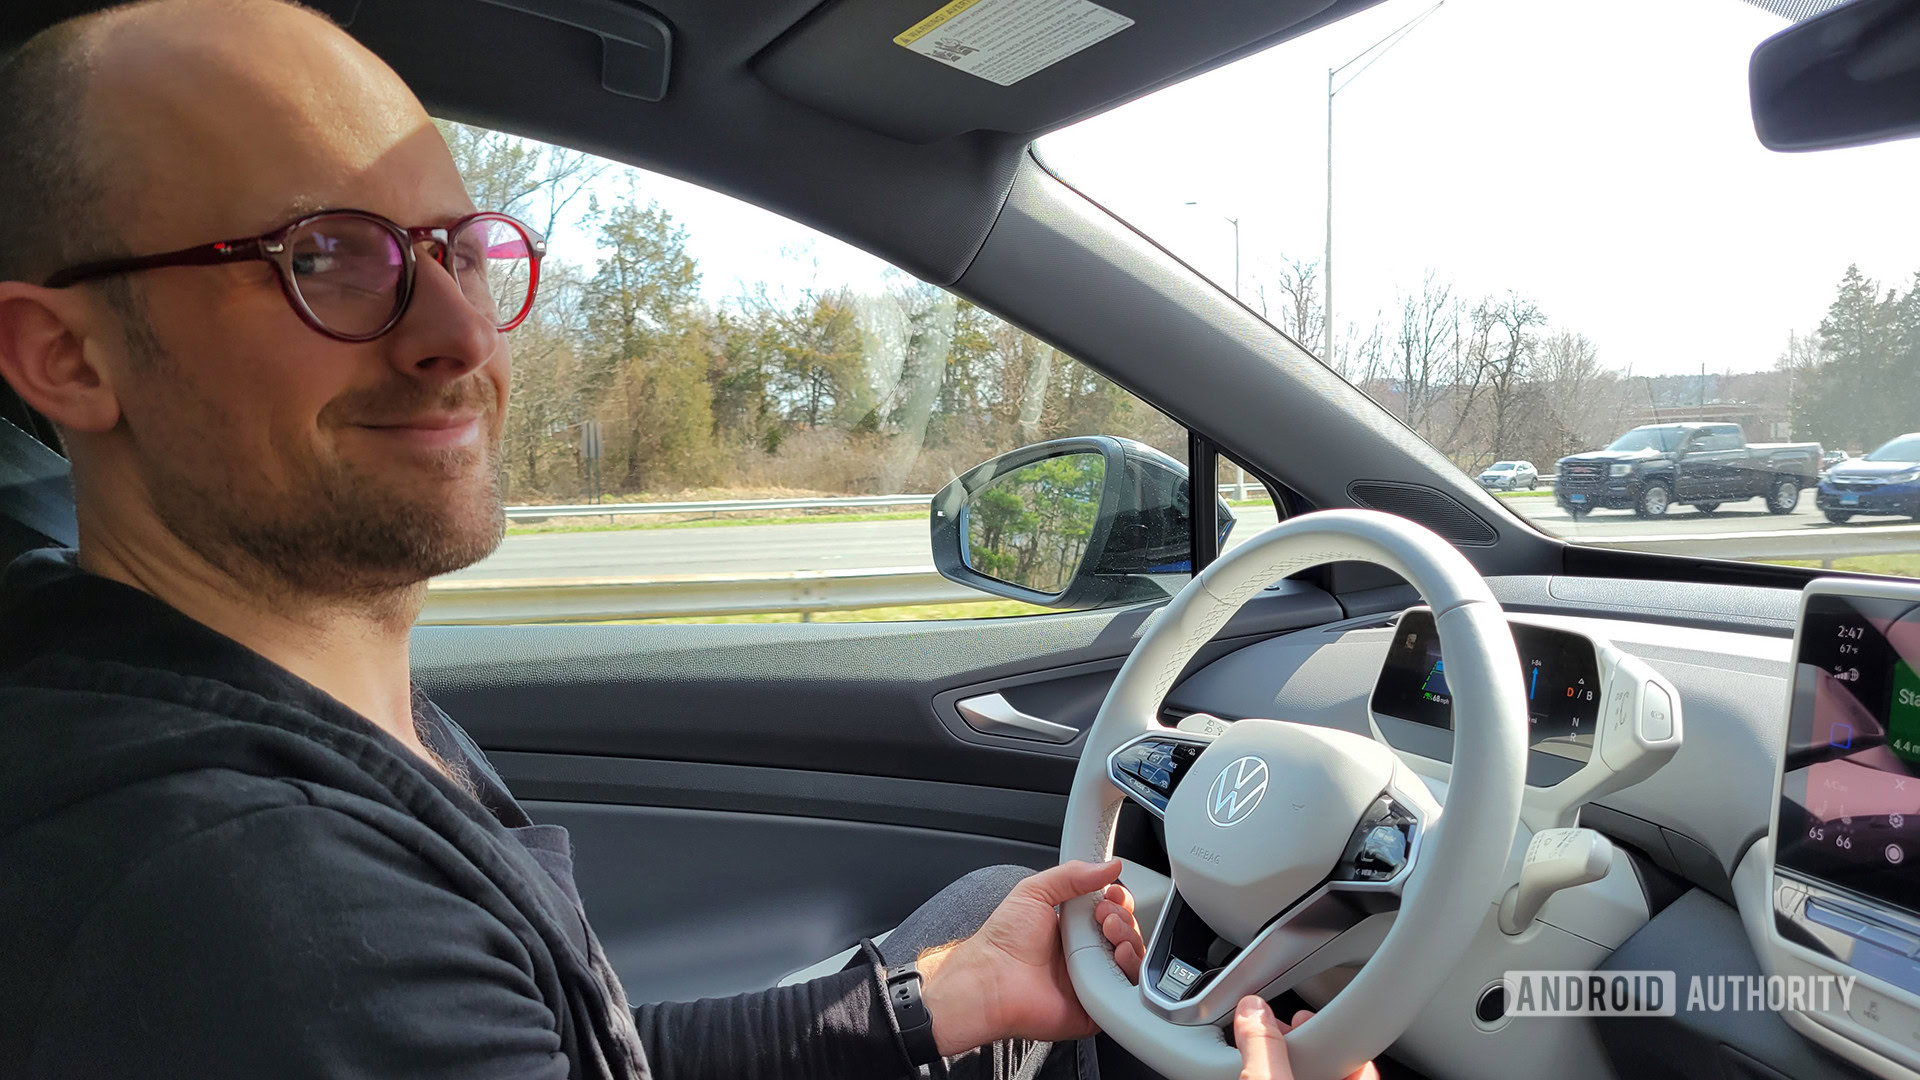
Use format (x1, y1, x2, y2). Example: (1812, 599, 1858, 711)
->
(0, 415, 78, 557)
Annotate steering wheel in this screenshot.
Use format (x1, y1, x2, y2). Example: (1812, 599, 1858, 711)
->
(1061, 509, 1528, 1080)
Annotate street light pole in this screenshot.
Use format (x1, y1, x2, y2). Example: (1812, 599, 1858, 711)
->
(1324, 0, 1444, 367)
(1228, 215, 1241, 298)
(1324, 65, 1334, 366)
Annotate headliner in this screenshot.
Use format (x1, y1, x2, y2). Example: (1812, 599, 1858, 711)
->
(2, 0, 1381, 284)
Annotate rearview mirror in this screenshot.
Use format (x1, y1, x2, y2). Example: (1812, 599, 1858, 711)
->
(1751, 0, 1920, 151)
(929, 436, 1234, 610)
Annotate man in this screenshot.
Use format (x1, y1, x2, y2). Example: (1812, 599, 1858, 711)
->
(0, 2, 1350, 1077)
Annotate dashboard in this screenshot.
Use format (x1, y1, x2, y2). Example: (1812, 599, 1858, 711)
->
(1125, 574, 1920, 1080)
(1150, 580, 1864, 1080)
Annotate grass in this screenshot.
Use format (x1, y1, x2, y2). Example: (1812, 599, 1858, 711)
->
(506, 509, 925, 536)
(1771, 554, 1920, 578)
(599, 598, 1054, 624)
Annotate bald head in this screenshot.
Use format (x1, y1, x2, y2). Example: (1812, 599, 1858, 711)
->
(0, 0, 507, 603)
(0, 0, 453, 284)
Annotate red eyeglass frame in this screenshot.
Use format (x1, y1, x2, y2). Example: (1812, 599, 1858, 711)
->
(42, 209, 548, 343)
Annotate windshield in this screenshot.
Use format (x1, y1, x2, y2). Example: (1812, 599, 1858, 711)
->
(1605, 429, 1684, 454)
(1867, 437, 1920, 463)
(1488, 463, 1512, 471)
(1040, 0, 1920, 580)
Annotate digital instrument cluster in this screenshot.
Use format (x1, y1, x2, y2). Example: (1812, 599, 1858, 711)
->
(1370, 609, 1603, 761)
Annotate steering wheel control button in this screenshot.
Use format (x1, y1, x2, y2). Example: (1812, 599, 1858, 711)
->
(1599, 672, 1636, 773)
(1156, 958, 1205, 1000)
(1639, 681, 1675, 741)
(1175, 712, 1231, 738)
(1354, 826, 1409, 880)
(1332, 795, 1418, 884)
(1106, 734, 1212, 818)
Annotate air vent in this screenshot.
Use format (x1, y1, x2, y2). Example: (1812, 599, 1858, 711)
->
(1346, 480, 1499, 547)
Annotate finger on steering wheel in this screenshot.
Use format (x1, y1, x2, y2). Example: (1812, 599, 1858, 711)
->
(1094, 896, 1145, 982)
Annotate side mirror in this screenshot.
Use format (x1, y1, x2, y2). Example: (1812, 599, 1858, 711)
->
(1751, 0, 1920, 152)
(929, 436, 1235, 610)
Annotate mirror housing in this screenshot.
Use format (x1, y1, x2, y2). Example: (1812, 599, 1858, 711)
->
(929, 436, 1233, 610)
(1751, 0, 1920, 152)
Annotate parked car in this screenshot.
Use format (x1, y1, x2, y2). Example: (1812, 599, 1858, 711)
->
(1817, 432, 1920, 523)
(1821, 448, 1853, 474)
(1554, 422, 1823, 518)
(1476, 460, 1538, 490)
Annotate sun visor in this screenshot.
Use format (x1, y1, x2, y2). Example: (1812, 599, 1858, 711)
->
(754, 0, 1349, 144)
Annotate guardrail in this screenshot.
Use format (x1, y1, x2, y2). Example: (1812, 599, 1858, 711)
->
(505, 494, 935, 521)
(506, 484, 1273, 522)
(1574, 523, 1920, 568)
(421, 566, 980, 624)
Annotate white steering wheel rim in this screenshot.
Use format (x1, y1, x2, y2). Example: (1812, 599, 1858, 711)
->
(1060, 509, 1528, 1080)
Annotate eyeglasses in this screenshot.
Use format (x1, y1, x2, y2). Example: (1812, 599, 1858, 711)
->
(43, 209, 547, 343)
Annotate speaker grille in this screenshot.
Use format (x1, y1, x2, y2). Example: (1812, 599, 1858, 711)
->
(1346, 480, 1499, 547)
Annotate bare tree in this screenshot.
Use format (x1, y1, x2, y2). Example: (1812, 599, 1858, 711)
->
(1394, 271, 1456, 438)
(1434, 301, 1496, 457)
(877, 283, 957, 493)
(1335, 317, 1389, 389)
(1536, 331, 1604, 460)
(1479, 293, 1547, 460)
(1251, 255, 1326, 353)
(434, 120, 607, 239)
(1016, 349, 1056, 444)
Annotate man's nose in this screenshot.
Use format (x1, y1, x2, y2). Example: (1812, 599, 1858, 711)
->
(384, 244, 500, 382)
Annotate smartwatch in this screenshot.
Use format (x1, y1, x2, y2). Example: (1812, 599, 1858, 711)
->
(886, 961, 941, 1067)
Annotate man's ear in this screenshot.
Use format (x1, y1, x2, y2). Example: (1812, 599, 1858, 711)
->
(0, 282, 123, 434)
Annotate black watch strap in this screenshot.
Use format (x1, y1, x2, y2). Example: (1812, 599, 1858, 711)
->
(886, 961, 941, 1067)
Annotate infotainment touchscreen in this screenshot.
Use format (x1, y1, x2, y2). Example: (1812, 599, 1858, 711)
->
(1371, 609, 1602, 760)
(1776, 592, 1920, 914)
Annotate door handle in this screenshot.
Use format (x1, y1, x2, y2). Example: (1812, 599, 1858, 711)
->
(954, 693, 1080, 744)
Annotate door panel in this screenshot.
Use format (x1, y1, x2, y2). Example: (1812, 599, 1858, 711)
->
(495, 751, 1064, 845)
(539, 801, 1052, 1004)
(415, 583, 1339, 791)
(412, 584, 1343, 1003)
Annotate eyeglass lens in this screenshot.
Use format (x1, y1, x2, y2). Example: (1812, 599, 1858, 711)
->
(285, 214, 536, 337)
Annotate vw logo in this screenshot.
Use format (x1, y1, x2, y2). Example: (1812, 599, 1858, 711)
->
(1207, 755, 1270, 827)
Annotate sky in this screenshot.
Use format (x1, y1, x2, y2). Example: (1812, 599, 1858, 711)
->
(535, 0, 1920, 379)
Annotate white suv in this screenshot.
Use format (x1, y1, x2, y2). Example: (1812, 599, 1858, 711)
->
(1476, 460, 1538, 491)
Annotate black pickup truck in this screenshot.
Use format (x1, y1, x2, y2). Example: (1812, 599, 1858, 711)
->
(1554, 422, 1823, 518)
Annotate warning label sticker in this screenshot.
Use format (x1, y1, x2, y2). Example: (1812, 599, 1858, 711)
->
(895, 0, 1135, 88)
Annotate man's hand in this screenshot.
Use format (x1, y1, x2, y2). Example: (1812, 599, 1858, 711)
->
(916, 859, 1145, 1055)
(1234, 997, 1380, 1080)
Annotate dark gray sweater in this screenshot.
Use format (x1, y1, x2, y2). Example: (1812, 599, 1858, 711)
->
(0, 549, 916, 1079)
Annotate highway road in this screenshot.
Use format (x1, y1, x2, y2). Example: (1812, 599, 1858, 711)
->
(438, 492, 1878, 584)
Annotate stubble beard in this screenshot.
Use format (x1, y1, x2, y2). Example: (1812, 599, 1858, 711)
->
(120, 298, 508, 606)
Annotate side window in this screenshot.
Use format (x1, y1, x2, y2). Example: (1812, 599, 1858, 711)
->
(1704, 427, 1741, 451)
(425, 122, 1189, 626)
(1218, 453, 1281, 555)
